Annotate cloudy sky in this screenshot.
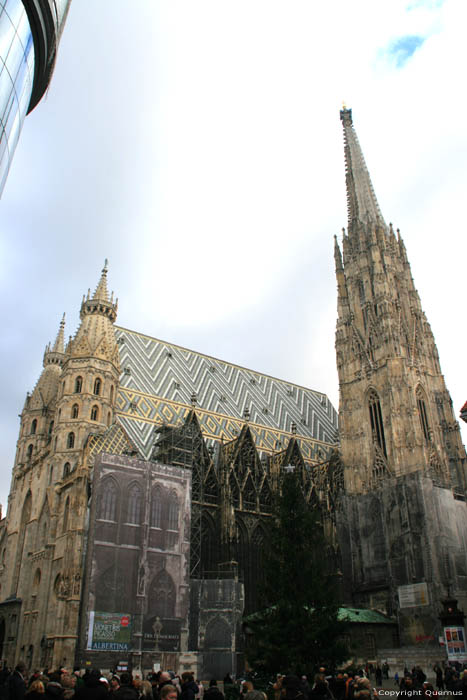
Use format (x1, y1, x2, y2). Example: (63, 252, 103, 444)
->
(1, 0, 466, 510)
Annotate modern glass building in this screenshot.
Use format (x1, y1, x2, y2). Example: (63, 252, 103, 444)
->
(0, 0, 71, 195)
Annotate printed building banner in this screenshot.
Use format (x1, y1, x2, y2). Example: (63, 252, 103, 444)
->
(444, 626, 467, 662)
(87, 612, 132, 652)
(398, 582, 429, 608)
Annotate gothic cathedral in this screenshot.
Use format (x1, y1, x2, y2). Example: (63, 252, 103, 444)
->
(0, 109, 466, 670)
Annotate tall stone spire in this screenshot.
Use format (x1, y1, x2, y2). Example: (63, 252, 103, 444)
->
(340, 107, 386, 231)
(335, 107, 465, 495)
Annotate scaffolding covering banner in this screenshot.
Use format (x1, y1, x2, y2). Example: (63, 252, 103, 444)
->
(87, 611, 132, 651)
(398, 582, 429, 608)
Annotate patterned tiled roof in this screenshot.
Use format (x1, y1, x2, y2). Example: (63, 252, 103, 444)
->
(114, 326, 338, 462)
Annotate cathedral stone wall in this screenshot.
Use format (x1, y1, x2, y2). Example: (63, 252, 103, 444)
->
(338, 472, 467, 646)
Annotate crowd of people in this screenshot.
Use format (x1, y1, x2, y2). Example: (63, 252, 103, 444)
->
(0, 666, 221, 700)
(2, 662, 467, 700)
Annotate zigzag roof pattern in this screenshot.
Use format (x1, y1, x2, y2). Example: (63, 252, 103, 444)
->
(114, 326, 338, 461)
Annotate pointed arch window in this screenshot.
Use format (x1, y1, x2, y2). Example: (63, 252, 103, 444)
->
(148, 570, 176, 618)
(90, 405, 99, 422)
(127, 484, 142, 524)
(27, 444, 33, 461)
(67, 432, 75, 449)
(110, 385, 114, 402)
(74, 376, 83, 393)
(416, 387, 431, 443)
(93, 378, 102, 396)
(368, 390, 387, 457)
(63, 462, 71, 478)
(71, 404, 79, 419)
(99, 479, 118, 521)
(63, 496, 70, 533)
(150, 487, 162, 528)
(30, 419, 37, 435)
(168, 493, 179, 531)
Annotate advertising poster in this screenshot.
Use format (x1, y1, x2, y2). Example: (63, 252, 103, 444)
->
(87, 611, 132, 651)
(444, 626, 467, 662)
(143, 616, 181, 652)
(398, 582, 429, 608)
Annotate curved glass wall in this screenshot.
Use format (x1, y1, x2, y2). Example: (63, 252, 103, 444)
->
(0, 0, 35, 195)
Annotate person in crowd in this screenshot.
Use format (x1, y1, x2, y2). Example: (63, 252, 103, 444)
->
(273, 677, 284, 700)
(43, 672, 64, 700)
(157, 674, 174, 700)
(140, 681, 154, 700)
(61, 674, 76, 700)
(111, 672, 138, 700)
(204, 681, 223, 700)
(433, 666, 444, 692)
(109, 677, 121, 697)
(26, 681, 45, 700)
(374, 668, 382, 688)
(73, 669, 107, 700)
(160, 686, 178, 700)
(9, 662, 28, 700)
(180, 674, 198, 700)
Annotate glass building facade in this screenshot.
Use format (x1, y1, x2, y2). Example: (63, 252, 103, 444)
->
(0, 0, 71, 195)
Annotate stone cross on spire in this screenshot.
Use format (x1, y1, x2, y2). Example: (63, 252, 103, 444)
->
(340, 108, 386, 230)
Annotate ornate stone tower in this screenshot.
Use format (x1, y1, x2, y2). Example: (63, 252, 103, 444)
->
(0, 263, 119, 670)
(335, 107, 466, 496)
(335, 109, 467, 644)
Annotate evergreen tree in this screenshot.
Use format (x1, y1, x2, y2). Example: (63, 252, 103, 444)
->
(245, 466, 348, 674)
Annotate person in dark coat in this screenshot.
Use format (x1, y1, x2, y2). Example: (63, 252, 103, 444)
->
(180, 674, 198, 700)
(73, 669, 108, 700)
(9, 663, 28, 700)
(110, 673, 138, 700)
(204, 681, 223, 700)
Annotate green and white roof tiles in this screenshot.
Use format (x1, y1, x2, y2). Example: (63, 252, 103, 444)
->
(114, 326, 338, 462)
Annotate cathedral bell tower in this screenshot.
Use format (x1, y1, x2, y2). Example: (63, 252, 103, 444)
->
(335, 109, 467, 643)
(0, 262, 120, 671)
(335, 108, 466, 496)
(53, 259, 120, 479)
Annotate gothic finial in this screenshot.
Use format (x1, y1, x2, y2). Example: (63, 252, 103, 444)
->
(93, 260, 110, 302)
(52, 313, 66, 353)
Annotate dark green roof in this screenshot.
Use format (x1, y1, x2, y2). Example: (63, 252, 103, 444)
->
(338, 607, 395, 624)
(244, 606, 395, 625)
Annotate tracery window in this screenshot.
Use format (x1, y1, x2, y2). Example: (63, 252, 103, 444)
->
(127, 484, 142, 524)
(416, 387, 430, 443)
(63, 496, 70, 533)
(168, 493, 179, 531)
(150, 487, 162, 528)
(67, 432, 75, 449)
(93, 378, 102, 396)
(368, 390, 387, 457)
(99, 479, 118, 521)
(148, 570, 176, 618)
(71, 404, 79, 419)
(91, 405, 99, 422)
(74, 376, 83, 393)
